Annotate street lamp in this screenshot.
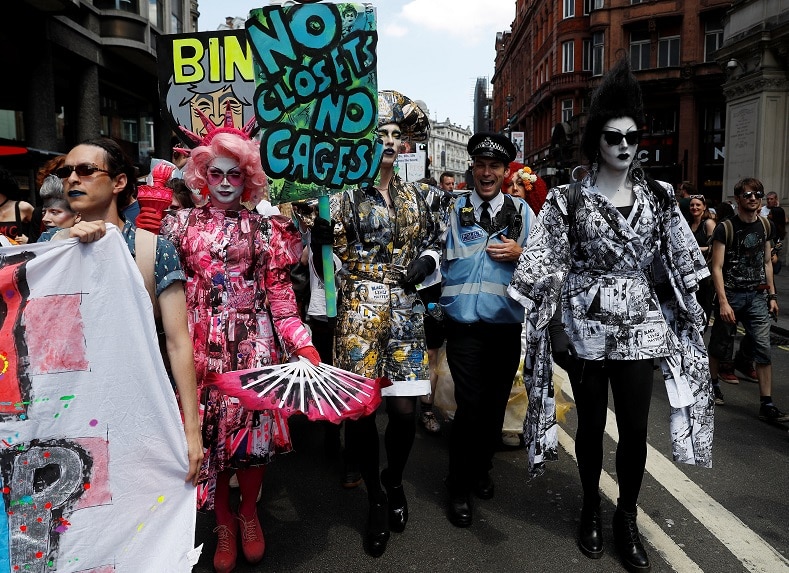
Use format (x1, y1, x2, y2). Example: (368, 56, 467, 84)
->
(505, 94, 514, 139)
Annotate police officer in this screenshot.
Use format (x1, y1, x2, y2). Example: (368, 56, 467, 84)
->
(440, 132, 535, 527)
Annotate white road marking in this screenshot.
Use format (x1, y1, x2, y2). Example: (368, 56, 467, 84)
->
(557, 426, 703, 573)
(559, 379, 789, 572)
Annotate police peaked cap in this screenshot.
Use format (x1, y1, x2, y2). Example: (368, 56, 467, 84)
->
(467, 132, 517, 163)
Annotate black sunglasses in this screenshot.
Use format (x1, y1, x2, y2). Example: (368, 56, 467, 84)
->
(602, 131, 642, 146)
(55, 164, 112, 179)
(738, 190, 764, 200)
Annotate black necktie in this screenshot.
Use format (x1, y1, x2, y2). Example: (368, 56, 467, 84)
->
(480, 201, 491, 230)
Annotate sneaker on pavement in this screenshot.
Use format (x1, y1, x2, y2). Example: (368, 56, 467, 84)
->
(718, 367, 739, 385)
(420, 411, 442, 434)
(713, 386, 725, 405)
(758, 404, 789, 424)
(501, 432, 521, 447)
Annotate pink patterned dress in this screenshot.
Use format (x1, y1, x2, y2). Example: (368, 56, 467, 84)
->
(161, 205, 311, 509)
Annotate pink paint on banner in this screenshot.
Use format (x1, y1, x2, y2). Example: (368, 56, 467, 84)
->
(73, 437, 112, 509)
(24, 295, 89, 374)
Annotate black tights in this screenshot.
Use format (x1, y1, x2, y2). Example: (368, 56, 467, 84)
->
(567, 358, 653, 512)
(344, 396, 416, 503)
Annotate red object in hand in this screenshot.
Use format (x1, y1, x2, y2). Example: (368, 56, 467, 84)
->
(136, 162, 175, 232)
(294, 345, 321, 366)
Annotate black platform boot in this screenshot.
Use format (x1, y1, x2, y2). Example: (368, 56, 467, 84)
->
(364, 495, 390, 558)
(578, 504, 603, 559)
(381, 469, 408, 533)
(612, 505, 651, 572)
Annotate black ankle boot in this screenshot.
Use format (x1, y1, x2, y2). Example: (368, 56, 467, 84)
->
(612, 506, 651, 572)
(381, 469, 408, 533)
(364, 497, 390, 558)
(578, 505, 603, 559)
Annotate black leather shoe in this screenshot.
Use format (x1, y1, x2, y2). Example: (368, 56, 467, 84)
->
(578, 506, 603, 559)
(447, 493, 472, 527)
(364, 499, 390, 558)
(381, 469, 408, 532)
(474, 474, 494, 500)
(613, 507, 651, 572)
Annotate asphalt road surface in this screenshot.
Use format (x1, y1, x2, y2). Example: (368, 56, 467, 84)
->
(191, 333, 789, 573)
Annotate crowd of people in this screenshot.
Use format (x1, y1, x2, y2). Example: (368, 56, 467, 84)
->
(2, 56, 788, 573)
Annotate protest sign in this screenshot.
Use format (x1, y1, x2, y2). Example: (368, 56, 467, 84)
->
(157, 29, 258, 147)
(0, 232, 196, 572)
(247, 2, 379, 204)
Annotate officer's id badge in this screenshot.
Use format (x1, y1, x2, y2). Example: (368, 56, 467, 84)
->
(461, 229, 485, 243)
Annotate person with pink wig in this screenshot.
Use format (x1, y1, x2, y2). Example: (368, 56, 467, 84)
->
(161, 119, 320, 573)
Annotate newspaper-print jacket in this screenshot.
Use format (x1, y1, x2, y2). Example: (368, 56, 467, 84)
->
(507, 178, 714, 477)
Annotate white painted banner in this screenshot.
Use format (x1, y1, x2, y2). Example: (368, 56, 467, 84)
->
(0, 228, 197, 572)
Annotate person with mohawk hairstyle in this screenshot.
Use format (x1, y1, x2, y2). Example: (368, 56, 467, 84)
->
(508, 57, 713, 573)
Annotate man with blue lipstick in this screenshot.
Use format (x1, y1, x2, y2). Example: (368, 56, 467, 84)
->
(440, 132, 535, 527)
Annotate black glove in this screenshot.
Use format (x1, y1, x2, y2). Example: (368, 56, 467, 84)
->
(548, 308, 576, 371)
(310, 217, 334, 247)
(401, 256, 436, 291)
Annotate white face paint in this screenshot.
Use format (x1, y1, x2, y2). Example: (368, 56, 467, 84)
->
(598, 116, 640, 174)
(206, 155, 245, 209)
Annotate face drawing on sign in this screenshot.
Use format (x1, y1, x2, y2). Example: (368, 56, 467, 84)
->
(164, 32, 256, 142)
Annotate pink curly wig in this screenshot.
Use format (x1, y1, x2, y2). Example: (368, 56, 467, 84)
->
(184, 132, 268, 206)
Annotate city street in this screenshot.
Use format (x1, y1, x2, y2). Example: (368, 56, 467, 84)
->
(192, 279, 789, 573)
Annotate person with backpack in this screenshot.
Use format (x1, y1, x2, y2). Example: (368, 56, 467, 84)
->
(508, 58, 713, 573)
(707, 178, 789, 423)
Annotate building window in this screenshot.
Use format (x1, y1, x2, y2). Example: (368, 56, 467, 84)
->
(583, 39, 592, 71)
(592, 32, 604, 76)
(562, 41, 574, 73)
(630, 0, 646, 4)
(562, 99, 573, 123)
(122, 119, 138, 143)
(658, 36, 680, 67)
(564, 0, 575, 19)
(594, 0, 604, 8)
(584, 0, 594, 15)
(630, 31, 650, 71)
(96, 0, 139, 12)
(172, 0, 184, 33)
(704, 20, 724, 62)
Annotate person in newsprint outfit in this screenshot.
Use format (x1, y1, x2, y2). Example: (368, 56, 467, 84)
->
(508, 58, 713, 572)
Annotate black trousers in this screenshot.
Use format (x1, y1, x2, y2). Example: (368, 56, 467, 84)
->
(566, 358, 654, 512)
(445, 320, 522, 493)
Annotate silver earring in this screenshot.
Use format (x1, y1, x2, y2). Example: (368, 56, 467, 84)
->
(628, 158, 645, 185)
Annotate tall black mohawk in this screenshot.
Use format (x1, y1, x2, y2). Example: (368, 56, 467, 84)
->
(581, 57, 645, 162)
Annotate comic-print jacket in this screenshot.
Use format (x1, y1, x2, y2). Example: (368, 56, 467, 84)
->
(333, 176, 439, 282)
(507, 179, 714, 477)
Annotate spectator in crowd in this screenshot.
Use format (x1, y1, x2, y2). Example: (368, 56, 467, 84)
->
(508, 58, 713, 572)
(0, 166, 37, 244)
(676, 180, 694, 222)
(688, 193, 716, 325)
(39, 173, 80, 230)
(708, 177, 788, 424)
(439, 171, 456, 192)
(166, 177, 196, 210)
